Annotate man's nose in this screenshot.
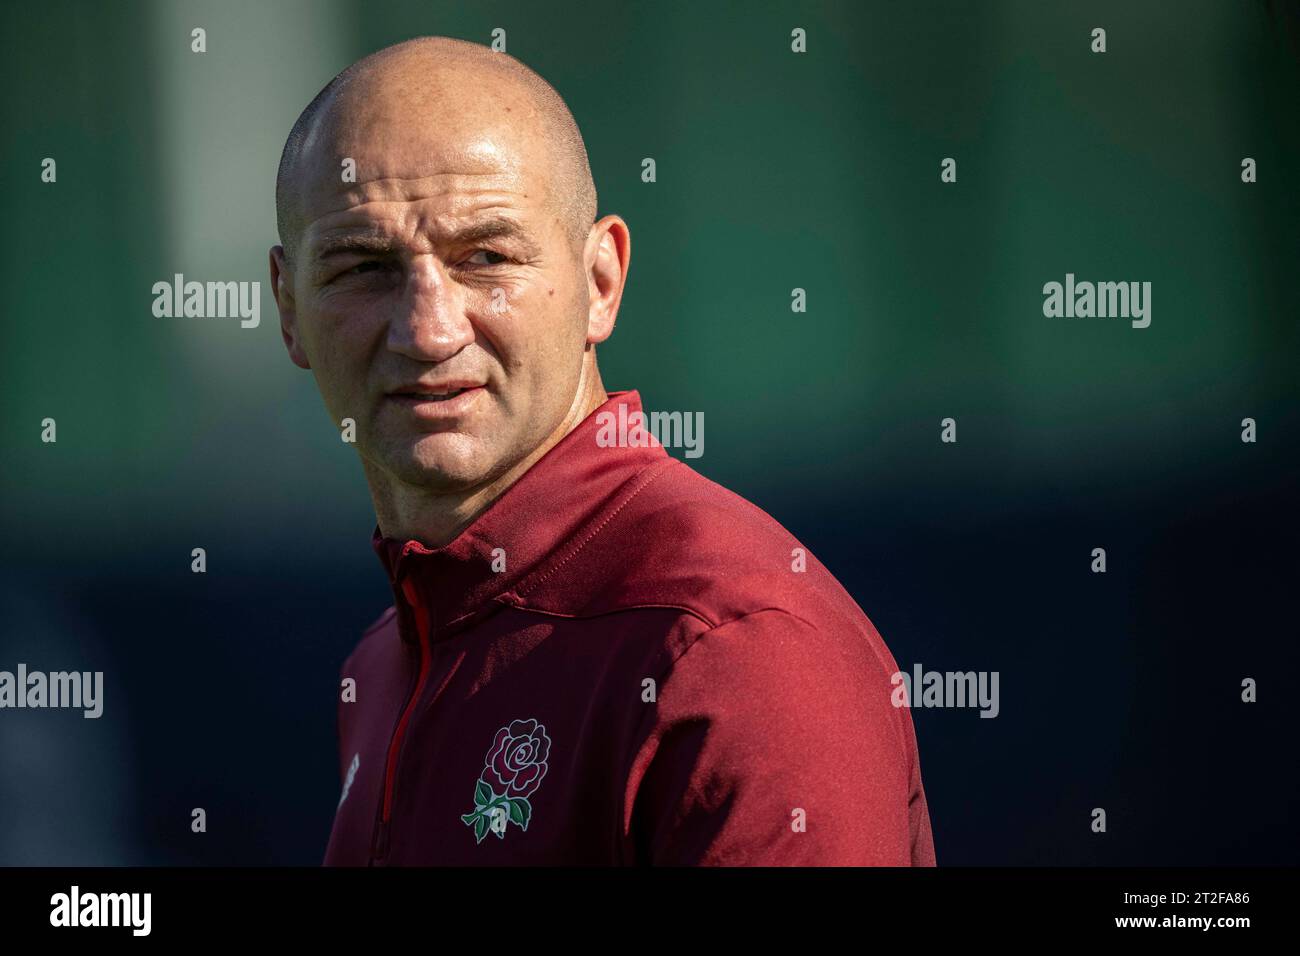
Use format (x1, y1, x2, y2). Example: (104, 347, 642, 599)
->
(386, 258, 474, 362)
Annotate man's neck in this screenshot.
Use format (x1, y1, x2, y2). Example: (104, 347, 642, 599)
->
(365, 359, 608, 548)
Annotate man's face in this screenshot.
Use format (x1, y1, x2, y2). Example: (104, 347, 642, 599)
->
(277, 88, 591, 493)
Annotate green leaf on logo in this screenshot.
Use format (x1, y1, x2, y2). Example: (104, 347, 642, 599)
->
(475, 779, 493, 807)
(511, 798, 532, 831)
(474, 815, 489, 844)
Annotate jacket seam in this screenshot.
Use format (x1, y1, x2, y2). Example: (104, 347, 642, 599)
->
(492, 599, 718, 631)
(514, 457, 678, 599)
(641, 605, 814, 700)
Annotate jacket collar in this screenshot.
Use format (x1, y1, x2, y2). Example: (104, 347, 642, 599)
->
(372, 389, 668, 644)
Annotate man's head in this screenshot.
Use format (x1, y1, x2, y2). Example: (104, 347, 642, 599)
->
(270, 37, 629, 503)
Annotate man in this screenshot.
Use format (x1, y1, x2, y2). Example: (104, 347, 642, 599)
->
(271, 36, 936, 866)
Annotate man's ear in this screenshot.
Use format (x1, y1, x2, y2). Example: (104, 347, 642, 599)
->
(584, 215, 630, 346)
(270, 244, 311, 370)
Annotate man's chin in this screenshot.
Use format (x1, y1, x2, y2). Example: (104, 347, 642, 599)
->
(380, 435, 502, 493)
(390, 459, 491, 494)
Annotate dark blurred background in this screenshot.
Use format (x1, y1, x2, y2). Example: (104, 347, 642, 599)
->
(1, 0, 1296, 865)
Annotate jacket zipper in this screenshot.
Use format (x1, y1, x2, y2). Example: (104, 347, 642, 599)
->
(372, 575, 432, 862)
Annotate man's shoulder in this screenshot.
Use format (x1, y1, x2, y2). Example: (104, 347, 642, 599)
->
(621, 457, 805, 571)
(339, 605, 399, 676)
(516, 458, 866, 630)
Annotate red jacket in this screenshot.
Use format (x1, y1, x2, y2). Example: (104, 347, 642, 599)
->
(323, 390, 936, 865)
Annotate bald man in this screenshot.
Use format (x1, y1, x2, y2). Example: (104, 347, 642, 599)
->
(271, 37, 936, 866)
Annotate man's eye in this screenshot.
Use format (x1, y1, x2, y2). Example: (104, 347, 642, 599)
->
(348, 260, 387, 275)
(465, 250, 510, 266)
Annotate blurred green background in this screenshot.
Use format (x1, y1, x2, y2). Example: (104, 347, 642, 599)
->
(1, 1, 1296, 864)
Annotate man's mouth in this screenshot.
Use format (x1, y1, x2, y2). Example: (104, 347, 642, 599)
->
(396, 387, 472, 401)
(387, 383, 487, 416)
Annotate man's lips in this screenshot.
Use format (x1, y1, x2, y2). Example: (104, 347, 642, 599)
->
(387, 380, 485, 399)
(385, 382, 487, 418)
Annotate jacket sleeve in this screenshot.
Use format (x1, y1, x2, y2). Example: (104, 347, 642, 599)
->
(627, 608, 935, 866)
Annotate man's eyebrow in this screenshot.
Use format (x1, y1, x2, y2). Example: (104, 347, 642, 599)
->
(313, 233, 399, 260)
(311, 218, 542, 261)
(450, 218, 541, 256)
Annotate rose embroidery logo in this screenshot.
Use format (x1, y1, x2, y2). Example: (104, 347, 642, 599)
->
(461, 717, 550, 843)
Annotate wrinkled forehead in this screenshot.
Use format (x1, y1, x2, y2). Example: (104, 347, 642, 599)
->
(293, 74, 556, 240)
